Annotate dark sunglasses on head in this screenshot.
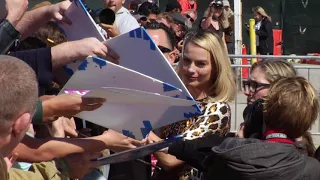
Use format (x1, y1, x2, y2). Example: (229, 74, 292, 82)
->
(212, 4, 223, 9)
(158, 45, 172, 53)
(242, 80, 271, 93)
(185, 14, 194, 23)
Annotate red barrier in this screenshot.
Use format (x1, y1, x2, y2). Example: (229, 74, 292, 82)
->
(242, 44, 249, 79)
(273, 29, 282, 55)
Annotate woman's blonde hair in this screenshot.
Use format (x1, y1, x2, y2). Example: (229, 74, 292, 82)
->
(264, 76, 319, 139)
(203, 7, 229, 29)
(253, 6, 272, 22)
(251, 60, 297, 83)
(178, 30, 236, 102)
(156, 12, 174, 25)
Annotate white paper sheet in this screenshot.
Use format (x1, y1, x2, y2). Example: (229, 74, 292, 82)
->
(81, 87, 197, 106)
(61, 56, 181, 97)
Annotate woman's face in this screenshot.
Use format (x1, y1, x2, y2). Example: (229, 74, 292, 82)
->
(243, 67, 271, 104)
(171, 23, 185, 38)
(254, 12, 262, 21)
(212, 6, 223, 18)
(179, 42, 213, 90)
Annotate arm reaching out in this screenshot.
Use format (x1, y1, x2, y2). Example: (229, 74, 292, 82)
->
(15, 0, 72, 40)
(15, 130, 145, 163)
(5, 0, 28, 27)
(51, 37, 120, 68)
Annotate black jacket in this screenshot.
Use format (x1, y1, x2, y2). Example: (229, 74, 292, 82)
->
(0, 19, 20, 54)
(168, 134, 228, 171)
(0, 19, 53, 93)
(256, 18, 274, 55)
(315, 146, 320, 162)
(9, 48, 53, 95)
(203, 138, 320, 180)
(108, 156, 151, 180)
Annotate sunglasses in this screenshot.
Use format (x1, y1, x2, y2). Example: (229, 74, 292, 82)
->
(158, 45, 172, 53)
(140, 16, 148, 22)
(185, 14, 194, 23)
(242, 80, 271, 93)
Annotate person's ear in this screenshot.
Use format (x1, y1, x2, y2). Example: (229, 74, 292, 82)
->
(168, 51, 177, 65)
(122, 0, 125, 5)
(12, 113, 31, 138)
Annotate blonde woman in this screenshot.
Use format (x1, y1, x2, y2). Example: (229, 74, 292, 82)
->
(251, 6, 274, 55)
(243, 60, 296, 105)
(200, 0, 229, 44)
(149, 30, 236, 180)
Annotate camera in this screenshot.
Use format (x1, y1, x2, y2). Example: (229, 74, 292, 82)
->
(243, 98, 264, 139)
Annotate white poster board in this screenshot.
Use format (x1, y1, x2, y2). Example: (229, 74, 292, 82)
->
(58, 0, 106, 41)
(62, 56, 200, 139)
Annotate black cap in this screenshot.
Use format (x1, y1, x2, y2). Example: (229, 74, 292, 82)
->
(211, 0, 224, 8)
(169, 12, 186, 25)
(165, 0, 182, 12)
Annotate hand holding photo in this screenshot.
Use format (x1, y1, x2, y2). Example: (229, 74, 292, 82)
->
(93, 136, 183, 165)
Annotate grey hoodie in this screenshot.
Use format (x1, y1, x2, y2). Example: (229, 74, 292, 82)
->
(202, 138, 320, 180)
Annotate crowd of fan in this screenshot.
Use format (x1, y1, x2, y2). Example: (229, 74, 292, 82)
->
(0, 0, 320, 180)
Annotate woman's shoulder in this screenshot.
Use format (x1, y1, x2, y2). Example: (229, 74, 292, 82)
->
(197, 99, 231, 119)
(204, 101, 230, 107)
(262, 18, 272, 24)
(183, 101, 231, 140)
(201, 99, 230, 108)
(204, 102, 230, 114)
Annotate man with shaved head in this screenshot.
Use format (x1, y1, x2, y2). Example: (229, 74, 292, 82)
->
(0, 56, 105, 179)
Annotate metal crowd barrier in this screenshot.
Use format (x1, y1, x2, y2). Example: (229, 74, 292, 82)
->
(228, 54, 320, 60)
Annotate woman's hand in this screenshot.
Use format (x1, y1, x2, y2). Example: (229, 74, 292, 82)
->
(177, 40, 184, 51)
(148, 131, 163, 143)
(99, 23, 120, 37)
(100, 129, 146, 152)
(235, 122, 245, 138)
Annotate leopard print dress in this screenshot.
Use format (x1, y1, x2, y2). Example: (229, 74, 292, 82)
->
(154, 97, 231, 180)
